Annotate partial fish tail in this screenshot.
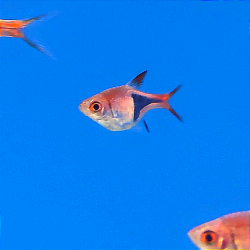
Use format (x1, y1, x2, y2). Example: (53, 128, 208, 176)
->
(22, 14, 48, 28)
(22, 36, 53, 58)
(20, 13, 56, 58)
(162, 85, 182, 121)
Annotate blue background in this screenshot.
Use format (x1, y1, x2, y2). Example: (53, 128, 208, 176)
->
(1, 1, 250, 249)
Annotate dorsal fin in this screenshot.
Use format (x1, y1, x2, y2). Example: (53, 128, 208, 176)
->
(126, 70, 147, 89)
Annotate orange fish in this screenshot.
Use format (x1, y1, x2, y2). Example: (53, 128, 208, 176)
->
(79, 71, 182, 131)
(188, 211, 250, 250)
(0, 14, 51, 56)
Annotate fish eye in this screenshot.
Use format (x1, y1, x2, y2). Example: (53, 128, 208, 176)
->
(89, 102, 102, 112)
(200, 230, 217, 245)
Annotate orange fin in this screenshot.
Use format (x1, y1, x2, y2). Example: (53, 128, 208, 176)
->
(21, 12, 57, 58)
(162, 85, 182, 121)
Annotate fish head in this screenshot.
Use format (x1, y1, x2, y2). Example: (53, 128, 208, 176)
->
(78, 93, 115, 129)
(188, 218, 232, 249)
(79, 86, 136, 131)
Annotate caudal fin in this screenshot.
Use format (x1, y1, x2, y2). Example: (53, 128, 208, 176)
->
(162, 84, 182, 122)
(169, 84, 182, 98)
(20, 13, 57, 58)
(22, 35, 53, 58)
(22, 14, 48, 28)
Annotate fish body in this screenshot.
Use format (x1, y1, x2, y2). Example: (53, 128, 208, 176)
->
(79, 71, 182, 131)
(0, 14, 51, 56)
(188, 211, 250, 250)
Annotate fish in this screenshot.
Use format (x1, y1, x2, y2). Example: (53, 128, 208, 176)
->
(0, 14, 52, 56)
(188, 211, 250, 250)
(79, 70, 182, 131)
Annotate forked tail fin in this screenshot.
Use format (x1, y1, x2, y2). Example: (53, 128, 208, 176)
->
(162, 84, 182, 121)
(21, 12, 57, 58)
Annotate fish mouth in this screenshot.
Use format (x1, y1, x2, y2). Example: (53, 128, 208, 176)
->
(187, 230, 192, 240)
(78, 101, 85, 108)
(187, 229, 196, 244)
(187, 229, 193, 237)
(78, 103, 87, 114)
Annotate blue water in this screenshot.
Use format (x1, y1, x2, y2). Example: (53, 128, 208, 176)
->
(1, 1, 250, 249)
